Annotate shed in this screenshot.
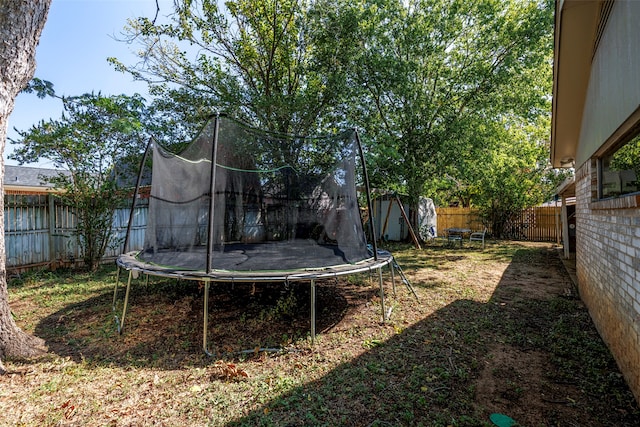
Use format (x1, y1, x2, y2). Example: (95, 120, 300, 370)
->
(371, 194, 436, 242)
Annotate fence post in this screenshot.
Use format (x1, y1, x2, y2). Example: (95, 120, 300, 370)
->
(48, 194, 56, 269)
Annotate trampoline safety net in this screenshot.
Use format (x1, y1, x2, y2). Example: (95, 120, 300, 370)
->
(137, 115, 373, 273)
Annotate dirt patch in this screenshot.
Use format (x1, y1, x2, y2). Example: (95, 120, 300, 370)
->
(476, 344, 580, 426)
(477, 345, 541, 408)
(467, 244, 637, 426)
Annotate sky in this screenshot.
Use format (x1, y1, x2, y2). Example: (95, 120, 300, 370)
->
(6, 0, 173, 168)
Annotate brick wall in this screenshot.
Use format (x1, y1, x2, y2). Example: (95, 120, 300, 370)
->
(575, 161, 640, 402)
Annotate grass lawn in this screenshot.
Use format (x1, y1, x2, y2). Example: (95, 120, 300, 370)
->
(1, 241, 639, 426)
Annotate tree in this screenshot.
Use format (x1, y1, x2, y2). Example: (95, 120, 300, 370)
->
(0, 0, 52, 374)
(110, 0, 357, 135)
(340, 0, 554, 228)
(113, 0, 556, 238)
(610, 135, 640, 180)
(463, 117, 555, 237)
(10, 93, 147, 271)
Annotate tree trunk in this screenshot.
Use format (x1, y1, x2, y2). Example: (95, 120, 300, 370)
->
(0, 0, 52, 369)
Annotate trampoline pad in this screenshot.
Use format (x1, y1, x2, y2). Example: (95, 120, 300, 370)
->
(138, 239, 371, 271)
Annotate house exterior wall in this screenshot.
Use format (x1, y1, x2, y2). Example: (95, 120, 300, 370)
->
(574, 161, 640, 402)
(577, 1, 640, 167)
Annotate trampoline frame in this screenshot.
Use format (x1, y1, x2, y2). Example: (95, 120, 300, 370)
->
(113, 252, 396, 355)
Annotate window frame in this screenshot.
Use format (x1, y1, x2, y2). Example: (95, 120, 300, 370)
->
(589, 107, 640, 210)
(596, 135, 640, 200)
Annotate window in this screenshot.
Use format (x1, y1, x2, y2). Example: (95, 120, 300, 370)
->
(599, 134, 640, 199)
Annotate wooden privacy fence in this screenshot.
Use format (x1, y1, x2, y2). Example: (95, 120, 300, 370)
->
(436, 206, 561, 242)
(436, 207, 484, 234)
(4, 193, 147, 271)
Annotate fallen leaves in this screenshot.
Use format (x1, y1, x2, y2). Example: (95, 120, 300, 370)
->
(60, 399, 76, 420)
(210, 361, 249, 381)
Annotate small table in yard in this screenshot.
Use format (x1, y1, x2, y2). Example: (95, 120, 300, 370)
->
(445, 228, 471, 247)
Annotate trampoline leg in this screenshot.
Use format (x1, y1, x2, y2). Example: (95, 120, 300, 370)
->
(118, 270, 133, 334)
(393, 257, 419, 301)
(112, 267, 121, 311)
(203, 282, 213, 356)
(378, 268, 386, 322)
(390, 261, 396, 297)
(310, 279, 316, 344)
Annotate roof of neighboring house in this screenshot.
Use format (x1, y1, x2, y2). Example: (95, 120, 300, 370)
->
(4, 165, 71, 194)
(551, 0, 604, 168)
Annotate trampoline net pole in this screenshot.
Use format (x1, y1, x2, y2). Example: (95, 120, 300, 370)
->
(122, 136, 152, 254)
(206, 115, 221, 274)
(354, 129, 379, 260)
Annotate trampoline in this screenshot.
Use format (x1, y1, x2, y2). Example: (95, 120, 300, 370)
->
(113, 114, 406, 355)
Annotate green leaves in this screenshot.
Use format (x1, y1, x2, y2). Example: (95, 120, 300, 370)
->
(117, 0, 353, 135)
(9, 93, 148, 270)
(345, 0, 554, 223)
(21, 78, 55, 99)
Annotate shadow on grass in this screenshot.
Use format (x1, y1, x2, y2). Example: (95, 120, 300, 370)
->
(28, 245, 640, 426)
(219, 247, 640, 427)
(34, 275, 371, 369)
